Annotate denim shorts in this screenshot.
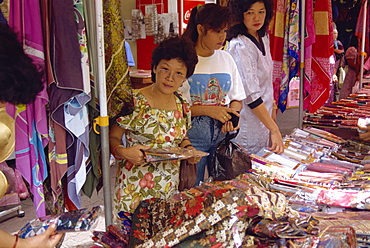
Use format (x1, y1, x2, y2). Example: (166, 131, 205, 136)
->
(187, 115, 225, 186)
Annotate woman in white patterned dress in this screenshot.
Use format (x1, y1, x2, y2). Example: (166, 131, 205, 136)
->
(109, 36, 199, 214)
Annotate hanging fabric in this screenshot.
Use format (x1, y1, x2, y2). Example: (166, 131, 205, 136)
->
(355, 0, 370, 60)
(306, 0, 334, 113)
(278, 0, 300, 112)
(49, 0, 87, 210)
(303, 0, 315, 110)
(270, 0, 286, 107)
(0, 0, 8, 23)
(8, 0, 49, 218)
(103, 0, 134, 119)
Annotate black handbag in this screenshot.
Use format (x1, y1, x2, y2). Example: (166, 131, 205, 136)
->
(209, 131, 251, 181)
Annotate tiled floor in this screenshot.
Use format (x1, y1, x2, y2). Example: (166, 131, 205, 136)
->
(0, 108, 300, 247)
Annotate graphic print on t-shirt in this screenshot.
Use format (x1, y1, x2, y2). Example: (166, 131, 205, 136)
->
(188, 73, 231, 106)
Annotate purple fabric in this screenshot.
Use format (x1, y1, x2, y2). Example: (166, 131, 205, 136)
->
(8, 0, 48, 217)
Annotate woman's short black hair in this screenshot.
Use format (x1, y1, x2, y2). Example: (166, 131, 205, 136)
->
(0, 23, 44, 105)
(182, 3, 232, 44)
(151, 36, 198, 82)
(227, 0, 274, 40)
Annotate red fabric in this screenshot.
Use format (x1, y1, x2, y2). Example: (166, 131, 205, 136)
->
(270, 0, 286, 104)
(307, 0, 334, 113)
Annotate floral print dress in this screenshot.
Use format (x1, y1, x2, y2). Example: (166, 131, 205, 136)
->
(113, 90, 191, 214)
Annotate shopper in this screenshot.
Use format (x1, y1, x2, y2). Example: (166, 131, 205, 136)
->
(180, 3, 246, 186)
(0, 23, 63, 248)
(226, 0, 284, 155)
(339, 37, 359, 100)
(109, 36, 199, 213)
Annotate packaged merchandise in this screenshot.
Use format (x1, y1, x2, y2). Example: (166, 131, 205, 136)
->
(18, 205, 103, 238)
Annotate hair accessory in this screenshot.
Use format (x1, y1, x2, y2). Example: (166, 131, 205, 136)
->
(196, 4, 203, 10)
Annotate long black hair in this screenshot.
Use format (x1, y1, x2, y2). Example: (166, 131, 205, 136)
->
(227, 0, 274, 41)
(0, 23, 44, 105)
(182, 3, 232, 44)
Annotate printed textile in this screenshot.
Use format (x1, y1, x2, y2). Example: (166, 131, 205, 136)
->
(306, 0, 333, 113)
(130, 189, 258, 247)
(278, 0, 299, 112)
(103, 0, 133, 118)
(113, 90, 191, 214)
(8, 0, 49, 217)
(129, 175, 319, 247)
(270, 0, 286, 104)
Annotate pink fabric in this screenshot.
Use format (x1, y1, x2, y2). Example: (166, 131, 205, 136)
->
(8, 0, 48, 217)
(364, 57, 370, 71)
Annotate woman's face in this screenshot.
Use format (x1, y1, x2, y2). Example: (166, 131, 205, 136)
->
(333, 29, 338, 40)
(243, 1, 266, 36)
(153, 58, 187, 94)
(198, 25, 228, 51)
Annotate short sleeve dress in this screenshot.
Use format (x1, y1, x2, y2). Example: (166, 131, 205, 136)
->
(113, 89, 191, 214)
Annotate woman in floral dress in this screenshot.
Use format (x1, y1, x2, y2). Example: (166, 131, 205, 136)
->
(109, 36, 199, 214)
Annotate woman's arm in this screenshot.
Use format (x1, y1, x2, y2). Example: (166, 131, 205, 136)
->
(251, 103, 284, 154)
(190, 105, 240, 123)
(109, 124, 149, 165)
(0, 224, 63, 248)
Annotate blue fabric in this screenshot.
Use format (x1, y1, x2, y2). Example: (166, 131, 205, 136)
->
(125, 41, 135, 66)
(187, 116, 225, 186)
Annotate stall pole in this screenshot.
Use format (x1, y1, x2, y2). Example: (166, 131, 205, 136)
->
(299, 0, 306, 127)
(94, 0, 113, 227)
(359, 0, 368, 89)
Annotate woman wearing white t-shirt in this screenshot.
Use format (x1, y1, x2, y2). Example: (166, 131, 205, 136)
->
(181, 3, 246, 186)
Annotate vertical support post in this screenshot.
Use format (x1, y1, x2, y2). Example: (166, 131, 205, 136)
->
(299, 0, 306, 127)
(94, 0, 113, 227)
(359, 0, 368, 89)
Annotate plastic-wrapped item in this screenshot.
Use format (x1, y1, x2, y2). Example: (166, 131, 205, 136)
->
(142, 147, 208, 162)
(144, 5, 158, 36)
(107, 225, 129, 245)
(318, 226, 356, 248)
(131, 9, 145, 40)
(18, 205, 103, 238)
(93, 231, 127, 248)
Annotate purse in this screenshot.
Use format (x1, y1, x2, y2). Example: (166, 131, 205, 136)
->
(209, 131, 251, 181)
(174, 91, 197, 191)
(178, 160, 197, 191)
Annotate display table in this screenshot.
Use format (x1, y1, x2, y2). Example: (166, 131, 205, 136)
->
(129, 69, 152, 89)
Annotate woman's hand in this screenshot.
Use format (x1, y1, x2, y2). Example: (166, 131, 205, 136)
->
(116, 145, 151, 165)
(269, 130, 284, 154)
(221, 121, 238, 133)
(186, 152, 202, 164)
(195, 106, 240, 123)
(358, 126, 370, 142)
(21, 224, 64, 248)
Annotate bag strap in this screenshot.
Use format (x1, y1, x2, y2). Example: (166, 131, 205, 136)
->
(226, 129, 239, 141)
(174, 91, 189, 132)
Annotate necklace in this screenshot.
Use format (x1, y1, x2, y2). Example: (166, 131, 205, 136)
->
(148, 85, 175, 110)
